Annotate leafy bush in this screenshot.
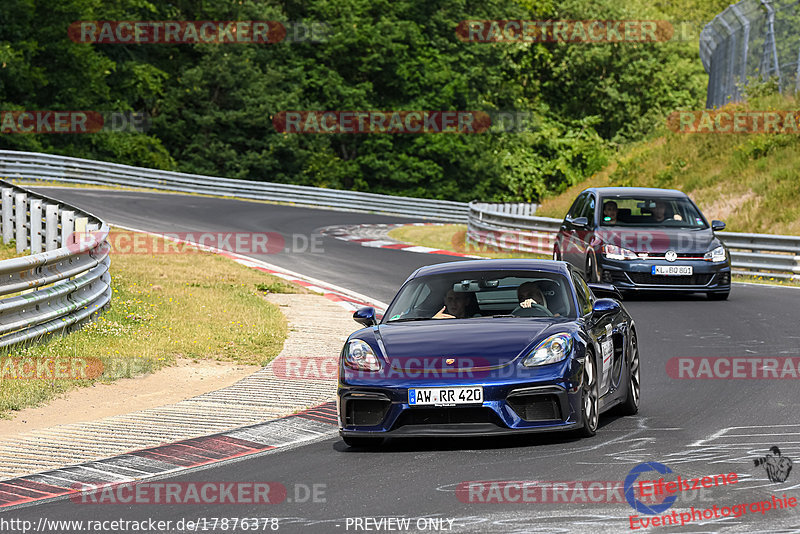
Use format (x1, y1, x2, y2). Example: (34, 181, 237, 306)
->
(0, 0, 719, 201)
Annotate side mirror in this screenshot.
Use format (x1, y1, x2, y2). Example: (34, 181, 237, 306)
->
(588, 283, 623, 301)
(572, 216, 589, 229)
(711, 220, 726, 231)
(592, 298, 621, 318)
(353, 306, 377, 327)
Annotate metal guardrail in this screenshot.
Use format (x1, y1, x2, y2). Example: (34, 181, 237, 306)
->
(467, 202, 800, 280)
(0, 180, 111, 348)
(467, 202, 561, 255)
(0, 150, 469, 222)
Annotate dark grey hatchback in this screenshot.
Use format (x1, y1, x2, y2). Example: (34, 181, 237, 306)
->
(553, 187, 731, 300)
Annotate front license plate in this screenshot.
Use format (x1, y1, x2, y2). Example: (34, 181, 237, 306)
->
(652, 265, 693, 276)
(408, 386, 483, 406)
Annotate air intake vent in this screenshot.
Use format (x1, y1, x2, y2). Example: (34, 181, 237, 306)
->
(507, 394, 561, 421)
(344, 398, 390, 426)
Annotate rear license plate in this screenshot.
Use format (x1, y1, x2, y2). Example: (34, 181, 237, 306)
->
(652, 265, 693, 276)
(408, 386, 483, 406)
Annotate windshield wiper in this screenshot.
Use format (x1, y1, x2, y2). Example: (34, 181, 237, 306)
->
(491, 314, 516, 318)
(386, 317, 432, 323)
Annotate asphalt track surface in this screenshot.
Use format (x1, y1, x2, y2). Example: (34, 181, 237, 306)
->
(3, 188, 800, 533)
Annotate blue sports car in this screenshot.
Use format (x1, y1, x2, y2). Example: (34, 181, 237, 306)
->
(337, 259, 640, 447)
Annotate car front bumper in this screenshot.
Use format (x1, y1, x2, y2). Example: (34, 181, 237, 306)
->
(337, 359, 586, 438)
(597, 257, 731, 293)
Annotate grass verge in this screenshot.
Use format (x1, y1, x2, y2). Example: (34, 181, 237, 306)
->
(0, 229, 298, 417)
(388, 224, 546, 259)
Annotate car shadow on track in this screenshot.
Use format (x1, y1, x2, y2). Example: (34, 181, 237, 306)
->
(621, 292, 717, 302)
(333, 412, 633, 453)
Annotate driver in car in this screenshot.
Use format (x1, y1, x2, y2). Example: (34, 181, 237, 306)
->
(652, 200, 672, 223)
(512, 282, 553, 317)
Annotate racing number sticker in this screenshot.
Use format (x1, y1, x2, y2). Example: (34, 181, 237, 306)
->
(601, 324, 614, 372)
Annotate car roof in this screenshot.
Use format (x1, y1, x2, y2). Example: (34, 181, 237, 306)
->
(586, 187, 689, 198)
(409, 259, 571, 279)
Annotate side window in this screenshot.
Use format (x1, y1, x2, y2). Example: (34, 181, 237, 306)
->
(571, 271, 593, 315)
(568, 193, 587, 219)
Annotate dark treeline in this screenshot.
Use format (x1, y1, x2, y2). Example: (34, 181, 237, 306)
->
(0, 0, 730, 201)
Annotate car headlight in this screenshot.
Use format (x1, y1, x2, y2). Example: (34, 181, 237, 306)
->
(704, 246, 726, 263)
(344, 339, 382, 372)
(603, 244, 637, 260)
(522, 333, 573, 367)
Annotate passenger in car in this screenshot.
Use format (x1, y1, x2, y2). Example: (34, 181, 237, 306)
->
(433, 289, 479, 319)
(603, 200, 618, 224)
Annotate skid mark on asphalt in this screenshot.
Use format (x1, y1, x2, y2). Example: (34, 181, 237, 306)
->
(509, 417, 657, 464)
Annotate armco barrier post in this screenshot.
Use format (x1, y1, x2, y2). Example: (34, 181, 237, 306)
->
(75, 216, 88, 247)
(60, 210, 74, 248)
(1, 188, 12, 244)
(14, 192, 27, 254)
(30, 199, 42, 253)
(45, 203, 59, 251)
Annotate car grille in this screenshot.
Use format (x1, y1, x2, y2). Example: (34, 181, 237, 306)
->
(640, 253, 705, 260)
(506, 394, 561, 422)
(394, 407, 496, 427)
(627, 273, 714, 286)
(344, 398, 391, 426)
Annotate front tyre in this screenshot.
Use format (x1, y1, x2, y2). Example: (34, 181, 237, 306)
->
(617, 333, 640, 416)
(707, 291, 729, 301)
(553, 246, 561, 261)
(576, 352, 599, 437)
(342, 435, 383, 448)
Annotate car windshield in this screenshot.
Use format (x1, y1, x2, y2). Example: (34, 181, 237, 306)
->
(383, 270, 576, 322)
(599, 196, 708, 229)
